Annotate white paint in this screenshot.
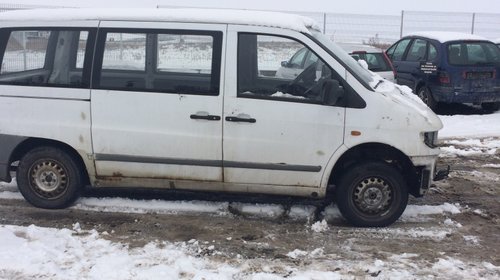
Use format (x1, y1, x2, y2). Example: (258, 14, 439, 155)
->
(0, 8, 320, 34)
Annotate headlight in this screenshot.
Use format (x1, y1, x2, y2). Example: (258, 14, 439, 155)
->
(423, 131, 438, 148)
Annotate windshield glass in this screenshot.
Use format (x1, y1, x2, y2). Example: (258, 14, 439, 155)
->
(309, 29, 375, 89)
(447, 41, 500, 65)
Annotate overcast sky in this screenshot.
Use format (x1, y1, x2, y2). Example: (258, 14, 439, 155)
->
(4, 0, 500, 15)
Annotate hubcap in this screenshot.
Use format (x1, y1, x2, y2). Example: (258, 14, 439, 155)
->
(353, 177, 392, 215)
(29, 160, 68, 199)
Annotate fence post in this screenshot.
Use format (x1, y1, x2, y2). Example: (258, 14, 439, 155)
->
(323, 13, 326, 34)
(400, 10, 404, 38)
(471, 13, 475, 34)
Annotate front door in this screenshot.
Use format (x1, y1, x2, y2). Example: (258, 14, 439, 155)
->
(222, 27, 345, 188)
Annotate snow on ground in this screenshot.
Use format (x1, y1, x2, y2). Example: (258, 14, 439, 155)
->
(0, 222, 498, 279)
(439, 111, 500, 139)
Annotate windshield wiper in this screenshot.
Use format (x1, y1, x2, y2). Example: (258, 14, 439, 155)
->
(373, 79, 384, 89)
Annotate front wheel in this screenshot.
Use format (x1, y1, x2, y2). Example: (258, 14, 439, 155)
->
(335, 162, 408, 227)
(17, 146, 84, 209)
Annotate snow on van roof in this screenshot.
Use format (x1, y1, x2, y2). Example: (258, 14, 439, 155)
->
(407, 31, 488, 43)
(0, 8, 320, 34)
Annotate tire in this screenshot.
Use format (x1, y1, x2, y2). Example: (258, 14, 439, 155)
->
(417, 86, 437, 111)
(481, 102, 500, 112)
(16, 146, 83, 209)
(335, 162, 408, 227)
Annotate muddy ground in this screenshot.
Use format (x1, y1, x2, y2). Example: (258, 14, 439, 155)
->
(0, 140, 499, 278)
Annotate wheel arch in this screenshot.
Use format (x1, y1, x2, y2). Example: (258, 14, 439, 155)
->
(326, 142, 421, 198)
(10, 137, 91, 186)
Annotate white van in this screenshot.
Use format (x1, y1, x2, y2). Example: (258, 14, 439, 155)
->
(0, 8, 446, 227)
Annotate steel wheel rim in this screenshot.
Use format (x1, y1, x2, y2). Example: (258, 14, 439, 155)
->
(353, 176, 393, 215)
(418, 89, 429, 104)
(29, 159, 68, 199)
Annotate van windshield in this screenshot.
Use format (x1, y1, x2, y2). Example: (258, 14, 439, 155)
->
(447, 41, 500, 66)
(309, 29, 375, 90)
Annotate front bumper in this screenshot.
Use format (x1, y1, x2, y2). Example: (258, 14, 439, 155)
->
(410, 155, 449, 196)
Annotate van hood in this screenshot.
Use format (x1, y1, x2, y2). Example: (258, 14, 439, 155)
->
(369, 77, 443, 132)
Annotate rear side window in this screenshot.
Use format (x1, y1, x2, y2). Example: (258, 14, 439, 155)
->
(95, 30, 222, 95)
(428, 43, 438, 62)
(102, 33, 146, 71)
(364, 53, 391, 71)
(448, 42, 500, 65)
(0, 29, 93, 88)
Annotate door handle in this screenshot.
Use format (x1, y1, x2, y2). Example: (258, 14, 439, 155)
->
(190, 113, 221, 121)
(225, 116, 256, 123)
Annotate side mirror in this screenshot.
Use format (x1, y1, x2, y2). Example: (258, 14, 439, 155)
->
(323, 79, 345, 106)
(281, 61, 289, 67)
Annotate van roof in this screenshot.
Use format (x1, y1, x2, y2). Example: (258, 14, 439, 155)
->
(0, 8, 320, 34)
(407, 31, 488, 43)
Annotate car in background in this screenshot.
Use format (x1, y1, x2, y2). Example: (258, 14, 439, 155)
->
(386, 32, 500, 111)
(338, 43, 395, 82)
(276, 44, 395, 82)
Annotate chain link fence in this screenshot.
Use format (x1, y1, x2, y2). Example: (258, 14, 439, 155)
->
(291, 10, 500, 46)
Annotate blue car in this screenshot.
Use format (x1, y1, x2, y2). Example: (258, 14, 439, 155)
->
(386, 32, 500, 111)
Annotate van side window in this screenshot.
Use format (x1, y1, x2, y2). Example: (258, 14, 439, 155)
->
(405, 39, 427, 62)
(0, 29, 92, 88)
(96, 30, 222, 95)
(102, 33, 146, 71)
(238, 33, 338, 104)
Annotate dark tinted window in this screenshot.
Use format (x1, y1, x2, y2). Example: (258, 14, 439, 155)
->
(0, 29, 92, 88)
(448, 42, 500, 65)
(428, 43, 438, 62)
(96, 30, 222, 95)
(405, 39, 427, 62)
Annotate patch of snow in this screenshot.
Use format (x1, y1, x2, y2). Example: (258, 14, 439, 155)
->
(408, 31, 488, 43)
(288, 205, 316, 220)
(311, 219, 329, 233)
(439, 112, 500, 139)
(357, 59, 369, 70)
(286, 249, 308, 259)
(463, 235, 480, 245)
(401, 203, 461, 220)
(483, 164, 500, 168)
(73, 197, 230, 215)
(270, 91, 306, 99)
(443, 218, 462, 228)
(0, 190, 23, 200)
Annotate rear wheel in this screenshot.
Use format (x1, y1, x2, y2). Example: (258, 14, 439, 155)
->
(417, 86, 437, 111)
(481, 102, 500, 112)
(335, 162, 408, 227)
(17, 146, 83, 209)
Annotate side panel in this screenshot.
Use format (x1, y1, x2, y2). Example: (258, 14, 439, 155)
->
(91, 22, 226, 183)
